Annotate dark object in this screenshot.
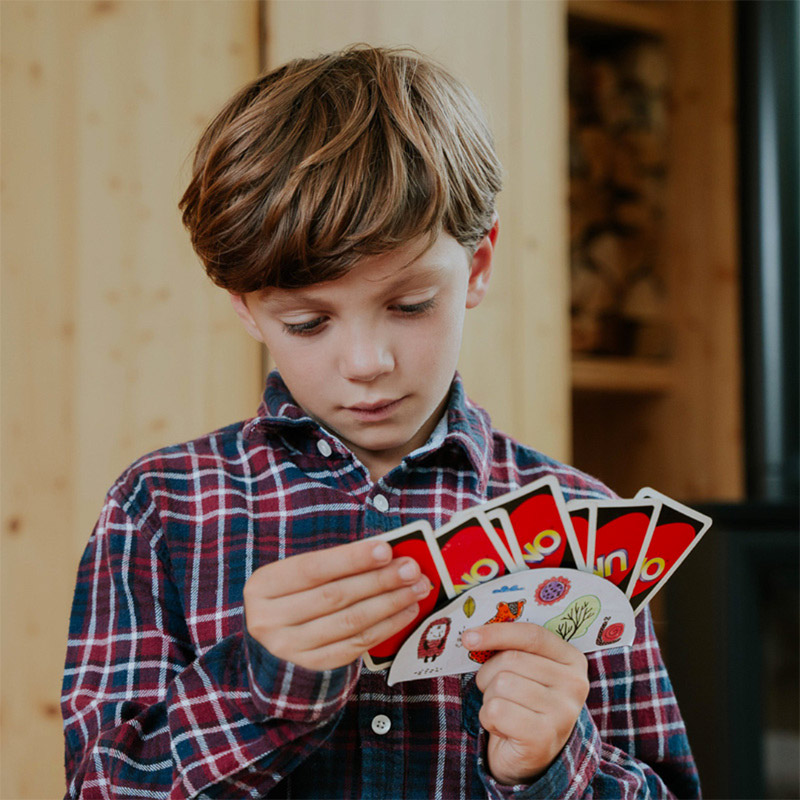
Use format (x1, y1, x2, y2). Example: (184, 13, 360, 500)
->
(665, 4, 800, 797)
(738, 0, 799, 503)
(665, 502, 799, 800)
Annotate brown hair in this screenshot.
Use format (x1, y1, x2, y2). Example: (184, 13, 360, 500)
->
(179, 44, 503, 291)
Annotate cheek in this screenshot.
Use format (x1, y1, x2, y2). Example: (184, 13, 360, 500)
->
(261, 332, 331, 386)
(409, 306, 465, 368)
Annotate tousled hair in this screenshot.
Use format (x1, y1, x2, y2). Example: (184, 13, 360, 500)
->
(179, 44, 503, 291)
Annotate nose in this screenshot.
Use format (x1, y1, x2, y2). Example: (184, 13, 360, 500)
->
(339, 322, 395, 382)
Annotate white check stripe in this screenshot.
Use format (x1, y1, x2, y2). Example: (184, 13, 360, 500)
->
(61, 375, 696, 798)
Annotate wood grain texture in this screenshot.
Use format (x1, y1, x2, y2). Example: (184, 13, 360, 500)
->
(264, 0, 571, 462)
(1, 3, 261, 796)
(570, 0, 744, 502)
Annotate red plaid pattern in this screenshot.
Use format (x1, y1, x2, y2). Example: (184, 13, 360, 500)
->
(62, 372, 699, 798)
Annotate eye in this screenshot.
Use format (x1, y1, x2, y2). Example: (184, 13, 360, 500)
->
(393, 297, 437, 316)
(282, 317, 326, 336)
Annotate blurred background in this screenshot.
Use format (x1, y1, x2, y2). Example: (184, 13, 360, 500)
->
(1, 1, 797, 797)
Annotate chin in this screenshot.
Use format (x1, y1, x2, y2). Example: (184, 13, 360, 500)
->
(352, 432, 409, 453)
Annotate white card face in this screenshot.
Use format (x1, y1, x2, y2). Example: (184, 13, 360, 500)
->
(387, 567, 635, 686)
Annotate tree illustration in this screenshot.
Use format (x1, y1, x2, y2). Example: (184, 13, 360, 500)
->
(545, 595, 600, 641)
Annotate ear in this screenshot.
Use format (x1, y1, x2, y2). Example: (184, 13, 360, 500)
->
(229, 292, 266, 343)
(465, 213, 499, 309)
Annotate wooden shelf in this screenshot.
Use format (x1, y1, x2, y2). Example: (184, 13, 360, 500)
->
(568, 0, 675, 36)
(571, 356, 675, 394)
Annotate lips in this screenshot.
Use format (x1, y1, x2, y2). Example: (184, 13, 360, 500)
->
(348, 399, 399, 412)
(344, 397, 405, 420)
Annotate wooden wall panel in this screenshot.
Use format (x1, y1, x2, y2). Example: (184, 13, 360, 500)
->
(663, 0, 744, 500)
(569, 0, 743, 503)
(264, 0, 571, 462)
(1, 3, 262, 796)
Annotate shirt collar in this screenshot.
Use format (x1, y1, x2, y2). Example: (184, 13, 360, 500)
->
(243, 370, 493, 489)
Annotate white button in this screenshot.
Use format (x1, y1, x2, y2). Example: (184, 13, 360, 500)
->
(371, 714, 391, 735)
(316, 439, 332, 457)
(373, 494, 389, 512)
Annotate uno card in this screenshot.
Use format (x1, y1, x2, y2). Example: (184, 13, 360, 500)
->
(627, 488, 712, 614)
(482, 510, 526, 567)
(363, 521, 453, 671)
(565, 500, 596, 570)
(590, 499, 658, 595)
(386, 567, 636, 685)
(481, 476, 585, 570)
(432, 513, 518, 595)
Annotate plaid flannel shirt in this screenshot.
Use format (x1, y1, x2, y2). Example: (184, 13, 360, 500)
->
(62, 371, 700, 799)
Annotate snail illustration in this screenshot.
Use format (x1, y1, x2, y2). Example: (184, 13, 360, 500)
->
(596, 616, 625, 645)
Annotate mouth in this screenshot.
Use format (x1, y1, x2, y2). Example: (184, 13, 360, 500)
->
(344, 397, 406, 420)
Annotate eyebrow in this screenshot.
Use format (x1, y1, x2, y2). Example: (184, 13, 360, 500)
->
(369, 263, 448, 288)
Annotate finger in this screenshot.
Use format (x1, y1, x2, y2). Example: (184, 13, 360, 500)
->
(479, 693, 546, 741)
(474, 650, 568, 694)
(262, 556, 425, 627)
(462, 622, 585, 667)
(480, 693, 574, 784)
(248, 538, 394, 598)
(294, 602, 422, 671)
(480, 668, 554, 715)
(285, 577, 430, 652)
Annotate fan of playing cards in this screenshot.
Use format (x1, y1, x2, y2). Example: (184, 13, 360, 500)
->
(362, 478, 712, 685)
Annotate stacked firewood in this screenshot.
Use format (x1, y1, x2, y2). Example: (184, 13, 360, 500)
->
(569, 32, 673, 358)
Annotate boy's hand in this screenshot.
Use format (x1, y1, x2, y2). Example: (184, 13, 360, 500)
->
(463, 623, 590, 786)
(243, 539, 431, 672)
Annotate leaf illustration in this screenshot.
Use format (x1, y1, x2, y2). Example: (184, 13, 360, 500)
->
(463, 596, 476, 619)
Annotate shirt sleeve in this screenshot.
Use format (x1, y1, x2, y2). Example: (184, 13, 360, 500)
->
(474, 607, 701, 799)
(61, 495, 359, 799)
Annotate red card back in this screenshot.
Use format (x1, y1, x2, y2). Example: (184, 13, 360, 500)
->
(507, 489, 576, 569)
(629, 508, 705, 600)
(367, 535, 444, 661)
(437, 518, 511, 594)
(593, 505, 654, 591)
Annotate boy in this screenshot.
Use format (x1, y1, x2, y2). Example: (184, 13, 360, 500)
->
(62, 46, 699, 798)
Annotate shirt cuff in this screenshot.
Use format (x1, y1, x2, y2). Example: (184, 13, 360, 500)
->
(477, 705, 601, 799)
(244, 627, 360, 723)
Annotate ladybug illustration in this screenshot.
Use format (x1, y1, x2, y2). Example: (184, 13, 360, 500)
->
(467, 600, 526, 664)
(417, 617, 452, 662)
(595, 616, 625, 645)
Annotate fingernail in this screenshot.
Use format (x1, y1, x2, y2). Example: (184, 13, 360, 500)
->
(372, 542, 391, 562)
(398, 561, 419, 580)
(462, 631, 480, 648)
(412, 578, 431, 595)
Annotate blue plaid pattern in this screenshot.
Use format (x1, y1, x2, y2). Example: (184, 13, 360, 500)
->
(62, 372, 699, 798)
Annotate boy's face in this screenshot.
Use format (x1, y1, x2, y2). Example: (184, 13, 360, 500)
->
(230, 223, 497, 480)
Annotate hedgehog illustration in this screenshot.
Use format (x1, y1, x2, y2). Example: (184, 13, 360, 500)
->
(417, 617, 452, 662)
(467, 600, 526, 664)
